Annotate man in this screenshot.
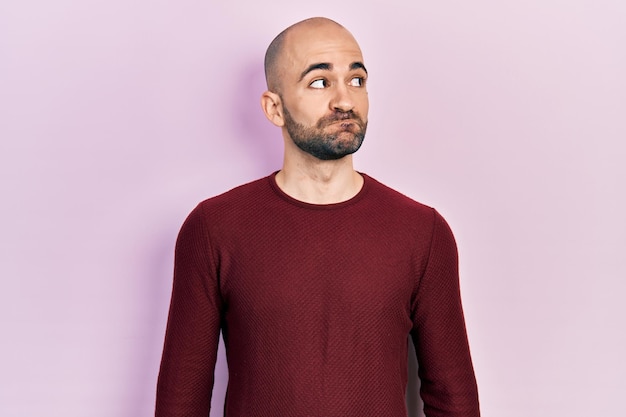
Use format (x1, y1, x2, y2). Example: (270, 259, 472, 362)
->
(156, 17, 480, 417)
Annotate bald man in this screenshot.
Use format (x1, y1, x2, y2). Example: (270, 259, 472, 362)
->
(156, 17, 480, 417)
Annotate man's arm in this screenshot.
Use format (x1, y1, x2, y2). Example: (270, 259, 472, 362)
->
(411, 210, 480, 417)
(156, 205, 222, 416)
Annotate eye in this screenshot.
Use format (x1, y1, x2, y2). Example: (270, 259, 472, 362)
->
(309, 79, 328, 89)
(349, 77, 365, 87)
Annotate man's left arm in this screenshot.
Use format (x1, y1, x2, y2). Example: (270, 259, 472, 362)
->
(410, 209, 480, 417)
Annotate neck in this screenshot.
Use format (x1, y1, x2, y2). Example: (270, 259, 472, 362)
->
(276, 153, 363, 204)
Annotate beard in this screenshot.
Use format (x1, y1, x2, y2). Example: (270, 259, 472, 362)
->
(282, 104, 367, 161)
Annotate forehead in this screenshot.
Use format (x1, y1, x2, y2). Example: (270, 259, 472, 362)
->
(283, 26, 364, 73)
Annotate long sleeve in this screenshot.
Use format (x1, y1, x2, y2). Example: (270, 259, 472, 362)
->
(411, 210, 480, 417)
(155, 205, 223, 416)
(154, 175, 480, 416)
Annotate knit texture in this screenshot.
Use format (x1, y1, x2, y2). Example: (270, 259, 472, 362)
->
(156, 173, 480, 417)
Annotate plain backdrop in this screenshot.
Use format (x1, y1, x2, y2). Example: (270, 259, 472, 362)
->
(1, 1, 625, 416)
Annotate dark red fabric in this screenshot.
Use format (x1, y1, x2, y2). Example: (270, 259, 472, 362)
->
(156, 173, 480, 417)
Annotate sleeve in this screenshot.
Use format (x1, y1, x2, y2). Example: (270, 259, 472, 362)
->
(155, 204, 223, 416)
(410, 209, 480, 417)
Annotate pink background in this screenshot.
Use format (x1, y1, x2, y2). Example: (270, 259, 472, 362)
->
(1, 1, 625, 416)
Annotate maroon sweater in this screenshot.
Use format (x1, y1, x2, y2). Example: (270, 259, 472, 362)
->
(156, 173, 479, 417)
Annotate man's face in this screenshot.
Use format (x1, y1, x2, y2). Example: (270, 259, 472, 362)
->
(278, 24, 369, 160)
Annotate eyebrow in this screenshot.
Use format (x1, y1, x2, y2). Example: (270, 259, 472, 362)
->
(299, 61, 368, 81)
(350, 62, 368, 74)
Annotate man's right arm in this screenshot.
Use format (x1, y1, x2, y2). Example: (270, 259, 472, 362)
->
(155, 205, 222, 416)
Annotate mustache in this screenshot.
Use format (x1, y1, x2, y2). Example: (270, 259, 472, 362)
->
(316, 110, 364, 128)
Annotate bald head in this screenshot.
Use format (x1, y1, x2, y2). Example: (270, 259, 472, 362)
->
(264, 17, 356, 93)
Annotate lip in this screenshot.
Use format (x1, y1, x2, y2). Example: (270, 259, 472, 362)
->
(324, 122, 360, 135)
(328, 119, 358, 128)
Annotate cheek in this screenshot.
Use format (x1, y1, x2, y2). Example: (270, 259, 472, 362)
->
(292, 98, 329, 124)
(357, 95, 369, 119)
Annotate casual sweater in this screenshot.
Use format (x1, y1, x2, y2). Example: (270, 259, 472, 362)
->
(156, 172, 480, 417)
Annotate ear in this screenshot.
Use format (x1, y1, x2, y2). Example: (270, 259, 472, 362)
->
(260, 91, 285, 127)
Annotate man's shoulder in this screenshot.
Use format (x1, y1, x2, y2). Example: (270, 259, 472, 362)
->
(203, 176, 270, 204)
(363, 174, 456, 242)
(187, 175, 273, 220)
(178, 175, 275, 237)
(363, 174, 434, 214)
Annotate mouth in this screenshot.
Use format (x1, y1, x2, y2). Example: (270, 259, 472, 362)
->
(317, 112, 364, 131)
(327, 119, 358, 129)
(336, 121, 361, 132)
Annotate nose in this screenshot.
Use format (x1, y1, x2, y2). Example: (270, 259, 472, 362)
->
(330, 83, 354, 113)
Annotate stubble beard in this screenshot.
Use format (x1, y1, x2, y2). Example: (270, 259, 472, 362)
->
(282, 105, 367, 161)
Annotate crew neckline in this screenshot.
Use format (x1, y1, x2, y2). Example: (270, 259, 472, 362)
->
(267, 171, 370, 210)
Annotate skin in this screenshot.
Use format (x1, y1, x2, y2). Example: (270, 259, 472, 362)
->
(261, 18, 369, 204)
